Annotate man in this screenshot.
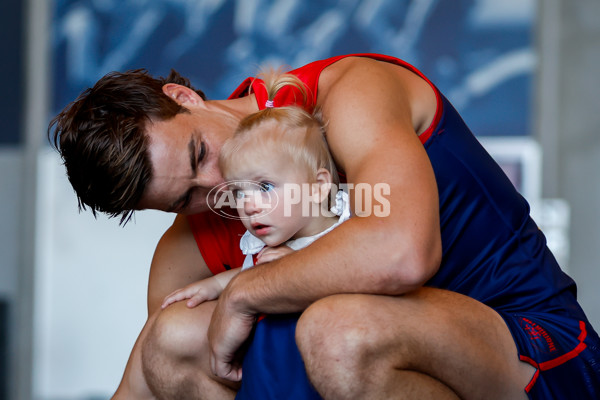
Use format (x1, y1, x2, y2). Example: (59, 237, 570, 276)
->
(49, 54, 600, 399)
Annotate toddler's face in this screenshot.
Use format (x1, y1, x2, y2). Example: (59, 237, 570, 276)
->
(226, 153, 316, 247)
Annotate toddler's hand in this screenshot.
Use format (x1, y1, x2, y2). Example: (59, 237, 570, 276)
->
(161, 278, 221, 309)
(256, 245, 295, 265)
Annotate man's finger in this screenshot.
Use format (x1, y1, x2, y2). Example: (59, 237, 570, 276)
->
(211, 354, 242, 382)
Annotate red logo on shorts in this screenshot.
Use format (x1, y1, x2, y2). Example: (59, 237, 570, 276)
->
(521, 317, 557, 353)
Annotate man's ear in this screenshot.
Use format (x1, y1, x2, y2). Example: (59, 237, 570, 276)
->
(162, 83, 205, 107)
(312, 168, 333, 204)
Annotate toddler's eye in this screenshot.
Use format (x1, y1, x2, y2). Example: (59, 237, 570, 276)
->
(233, 189, 245, 199)
(259, 182, 274, 192)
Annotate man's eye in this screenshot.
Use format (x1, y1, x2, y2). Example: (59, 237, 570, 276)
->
(179, 191, 193, 211)
(198, 142, 206, 163)
(234, 189, 245, 199)
(259, 182, 274, 192)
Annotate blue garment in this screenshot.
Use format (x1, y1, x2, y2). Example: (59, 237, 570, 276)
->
(236, 314, 322, 400)
(233, 54, 600, 399)
(424, 95, 577, 314)
(423, 95, 600, 398)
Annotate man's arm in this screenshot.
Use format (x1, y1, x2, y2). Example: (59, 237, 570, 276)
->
(209, 56, 442, 380)
(113, 214, 211, 398)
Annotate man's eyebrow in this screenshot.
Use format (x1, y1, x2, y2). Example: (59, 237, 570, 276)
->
(166, 134, 197, 213)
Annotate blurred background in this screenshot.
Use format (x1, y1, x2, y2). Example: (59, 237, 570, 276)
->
(1, 0, 599, 398)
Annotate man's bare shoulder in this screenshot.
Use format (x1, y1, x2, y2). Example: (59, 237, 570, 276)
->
(317, 56, 389, 98)
(318, 56, 436, 137)
(156, 214, 200, 254)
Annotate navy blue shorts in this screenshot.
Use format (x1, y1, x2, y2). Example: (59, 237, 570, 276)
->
(500, 311, 600, 399)
(235, 314, 322, 400)
(236, 312, 600, 399)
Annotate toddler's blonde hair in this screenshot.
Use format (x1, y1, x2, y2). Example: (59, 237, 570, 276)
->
(219, 69, 339, 187)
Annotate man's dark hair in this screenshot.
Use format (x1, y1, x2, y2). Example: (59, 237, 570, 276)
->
(48, 69, 206, 224)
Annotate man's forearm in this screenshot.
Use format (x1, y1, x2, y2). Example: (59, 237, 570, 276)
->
(225, 217, 438, 316)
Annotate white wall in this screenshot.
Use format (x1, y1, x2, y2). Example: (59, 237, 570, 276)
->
(0, 148, 25, 400)
(32, 149, 173, 399)
(550, 0, 600, 332)
(0, 149, 22, 299)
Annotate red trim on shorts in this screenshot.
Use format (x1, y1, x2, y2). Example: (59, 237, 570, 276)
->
(521, 366, 540, 393)
(519, 321, 588, 393)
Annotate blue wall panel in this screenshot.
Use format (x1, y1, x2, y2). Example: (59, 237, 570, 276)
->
(0, 0, 24, 144)
(52, 0, 536, 137)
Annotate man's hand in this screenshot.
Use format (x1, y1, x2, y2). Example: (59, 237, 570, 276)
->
(207, 276, 256, 382)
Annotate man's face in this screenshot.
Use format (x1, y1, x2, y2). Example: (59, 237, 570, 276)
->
(138, 109, 238, 214)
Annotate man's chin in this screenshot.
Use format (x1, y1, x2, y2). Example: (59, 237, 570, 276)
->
(184, 201, 210, 215)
